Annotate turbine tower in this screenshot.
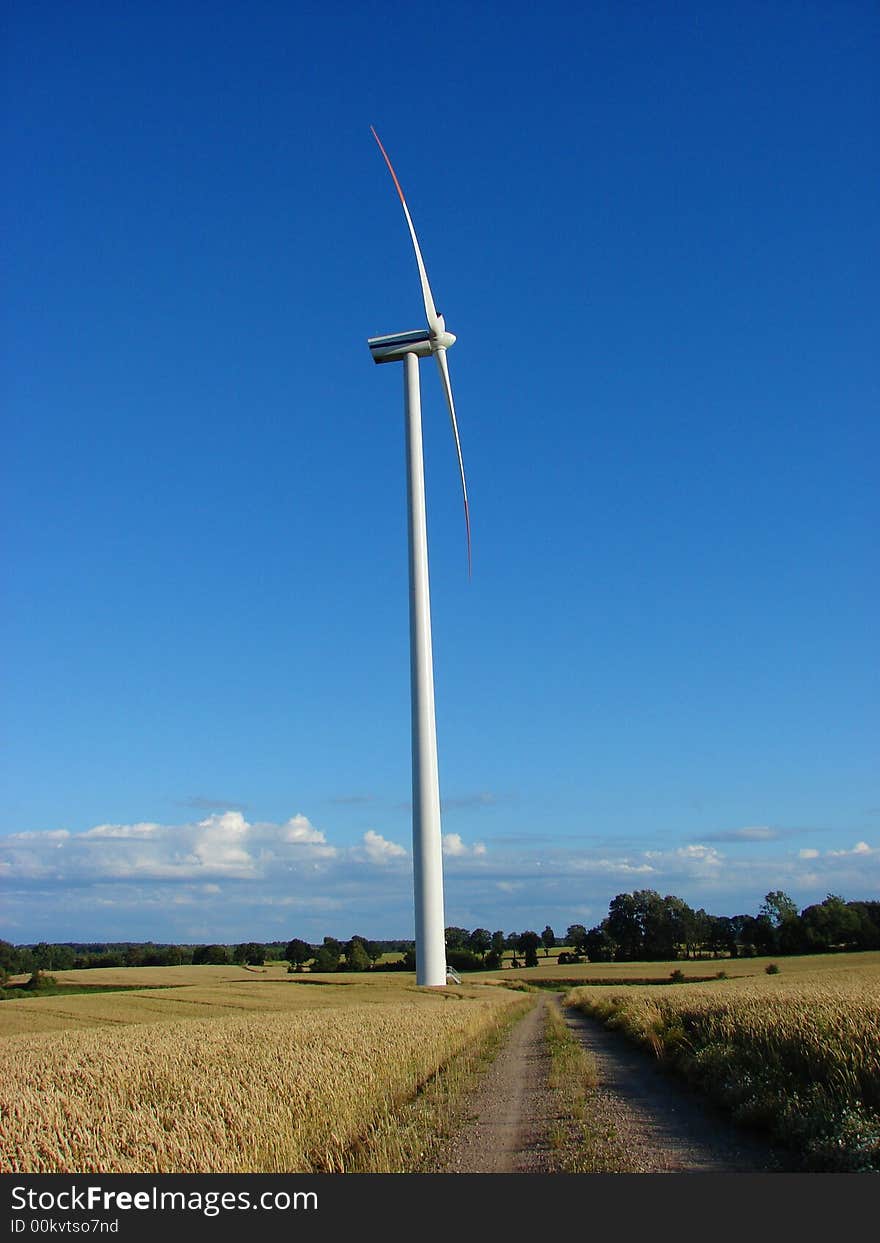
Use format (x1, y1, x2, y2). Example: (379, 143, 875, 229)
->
(367, 128, 470, 988)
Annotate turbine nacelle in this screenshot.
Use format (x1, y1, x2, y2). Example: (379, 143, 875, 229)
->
(367, 324, 455, 364)
(431, 317, 456, 350)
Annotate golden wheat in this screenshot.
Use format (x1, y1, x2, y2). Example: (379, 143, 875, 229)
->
(502, 949, 880, 982)
(567, 963, 880, 1170)
(0, 991, 521, 1173)
(0, 975, 477, 1038)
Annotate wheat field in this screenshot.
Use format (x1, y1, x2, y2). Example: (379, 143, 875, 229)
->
(0, 973, 472, 1037)
(1, 985, 523, 1173)
(567, 962, 880, 1170)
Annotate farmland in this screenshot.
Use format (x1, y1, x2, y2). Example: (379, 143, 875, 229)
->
(3, 954, 878, 1173)
(566, 960, 880, 1171)
(0, 971, 527, 1172)
(500, 948, 880, 982)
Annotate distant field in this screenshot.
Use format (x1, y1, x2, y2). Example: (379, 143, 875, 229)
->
(0, 971, 486, 1037)
(495, 949, 880, 982)
(1, 982, 524, 1173)
(6, 962, 292, 989)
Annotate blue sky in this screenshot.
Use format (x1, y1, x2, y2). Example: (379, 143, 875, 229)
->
(3, 1, 877, 944)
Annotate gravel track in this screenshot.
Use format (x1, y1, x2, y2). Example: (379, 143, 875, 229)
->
(435, 992, 788, 1173)
(561, 1002, 787, 1172)
(437, 995, 557, 1173)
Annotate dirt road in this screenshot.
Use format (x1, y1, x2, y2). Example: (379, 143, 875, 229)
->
(437, 993, 786, 1173)
(437, 994, 557, 1172)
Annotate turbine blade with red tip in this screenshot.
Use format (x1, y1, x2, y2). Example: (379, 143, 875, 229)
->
(371, 126, 441, 333)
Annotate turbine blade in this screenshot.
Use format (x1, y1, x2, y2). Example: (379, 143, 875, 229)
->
(434, 347, 471, 577)
(371, 126, 440, 333)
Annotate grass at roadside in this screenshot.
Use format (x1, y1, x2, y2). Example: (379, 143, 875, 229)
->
(544, 997, 635, 1173)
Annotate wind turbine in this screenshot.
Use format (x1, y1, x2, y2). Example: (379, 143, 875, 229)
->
(367, 127, 470, 988)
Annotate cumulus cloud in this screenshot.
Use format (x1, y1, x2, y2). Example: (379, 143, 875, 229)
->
(281, 814, 330, 845)
(673, 844, 724, 868)
(362, 830, 407, 864)
(1, 810, 341, 885)
(828, 841, 874, 858)
(189, 812, 254, 874)
(2, 808, 876, 944)
(442, 833, 487, 858)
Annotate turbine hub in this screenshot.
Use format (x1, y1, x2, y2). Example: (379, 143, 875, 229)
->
(431, 329, 456, 350)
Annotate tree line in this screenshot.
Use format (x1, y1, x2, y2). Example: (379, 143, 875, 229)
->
(560, 890, 880, 964)
(2, 890, 878, 982)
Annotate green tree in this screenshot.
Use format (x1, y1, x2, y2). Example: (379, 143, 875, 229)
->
(760, 891, 798, 927)
(662, 896, 697, 959)
(311, 945, 340, 972)
(233, 942, 264, 966)
(566, 924, 588, 955)
(0, 940, 19, 979)
(706, 915, 737, 958)
(605, 893, 644, 960)
(846, 901, 880, 950)
(345, 940, 371, 972)
(583, 925, 614, 961)
(308, 937, 342, 972)
(32, 943, 76, 972)
(345, 935, 382, 965)
(541, 926, 556, 957)
(800, 895, 860, 952)
(192, 944, 230, 965)
(285, 938, 313, 970)
(468, 928, 492, 959)
(517, 930, 540, 968)
(752, 914, 778, 955)
(641, 892, 676, 960)
(444, 927, 470, 951)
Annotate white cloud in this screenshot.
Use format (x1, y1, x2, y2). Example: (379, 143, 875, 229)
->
(0, 810, 344, 886)
(573, 856, 656, 875)
(189, 811, 255, 874)
(362, 830, 407, 864)
(83, 823, 161, 840)
(2, 811, 876, 943)
(9, 829, 70, 842)
(673, 844, 724, 869)
(828, 841, 875, 858)
(281, 814, 328, 845)
(442, 833, 487, 858)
